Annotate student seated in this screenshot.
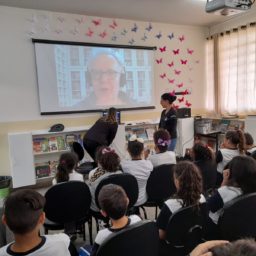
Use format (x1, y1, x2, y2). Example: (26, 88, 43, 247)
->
(244, 132, 256, 158)
(52, 152, 84, 185)
(191, 142, 217, 193)
(147, 129, 176, 167)
(88, 146, 122, 212)
(90, 184, 141, 256)
(121, 135, 153, 206)
(0, 189, 71, 256)
(216, 130, 245, 186)
(207, 156, 256, 226)
(156, 161, 205, 240)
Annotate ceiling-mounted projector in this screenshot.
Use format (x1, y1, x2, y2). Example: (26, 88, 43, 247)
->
(206, 0, 254, 16)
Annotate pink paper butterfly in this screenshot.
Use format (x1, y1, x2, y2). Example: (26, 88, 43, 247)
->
(181, 59, 187, 65)
(182, 89, 189, 95)
(156, 58, 162, 64)
(185, 100, 192, 107)
(179, 35, 185, 42)
(174, 70, 181, 75)
(159, 46, 166, 52)
(177, 83, 183, 88)
(160, 73, 166, 79)
(168, 79, 175, 84)
(178, 97, 184, 103)
(173, 49, 179, 55)
(92, 19, 101, 26)
(187, 48, 194, 55)
(86, 28, 94, 37)
(99, 31, 107, 38)
(167, 62, 174, 68)
(109, 20, 118, 29)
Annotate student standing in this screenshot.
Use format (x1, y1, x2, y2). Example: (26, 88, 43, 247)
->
(83, 107, 118, 160)
(159, 93, 177, 151)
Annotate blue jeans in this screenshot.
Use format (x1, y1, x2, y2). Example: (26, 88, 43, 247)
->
(168, 138, 177, 151)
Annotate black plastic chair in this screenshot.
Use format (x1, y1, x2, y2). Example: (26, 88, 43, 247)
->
(44, 181, 93, 244)
(161, 203, 208, 256)
(96, 220, 159, 256)
(140, 164, 176, 219)
(218, 192, 256, 241)
(93, 173, 139, 231)
(72, 142, 96, 175)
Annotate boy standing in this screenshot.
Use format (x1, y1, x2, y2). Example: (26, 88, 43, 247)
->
(90, 184, 141, 256)
(0, 189, 71, 256)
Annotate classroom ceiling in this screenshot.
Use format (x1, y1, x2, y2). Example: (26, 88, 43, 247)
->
(0, 0, 255, 27)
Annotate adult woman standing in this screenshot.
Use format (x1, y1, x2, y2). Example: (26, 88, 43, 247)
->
(83, 107, 118, 160)
(159, 93, 178, 151)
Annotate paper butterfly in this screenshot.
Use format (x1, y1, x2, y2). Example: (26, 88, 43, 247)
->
(99, 31, 107, 38)
(174, 70, 181, 75)
(177, 83, 184, 88)
(92, 19, 101, 26)
(128, 39, 135, 45)
(173, 49, 180, 55)
(160, 73, 166, 79)
(86, 28, 94, 37)
(156, 58, 163, 64)
(185, 100, 192, 107)
(170, 90, 176, 96)
(178, 97, 184, 103)
(168, 33, 174, 40)
(75, 17, 84, 24)
(155, 32, 162, 39)
(70, 28, 79, 35)
(121, 29, 128, 36)
(168, 79, 175, 84)
(141, 33, 148, 41)
(181, 59, 188, 65)
(179, 35, 185, 42)
(145, 23, 153, 32)
(131, 23, 138, 32)
(57, 17, 65, 23)
(112, 35, 117, 41)
(109, 20, 118, 29)
(187, 48, 194, 55)
(182, 89, 189, 95)
(173, 104, 179, 109)
(167, 62, 174, 68)
(159, 46, 166, 52)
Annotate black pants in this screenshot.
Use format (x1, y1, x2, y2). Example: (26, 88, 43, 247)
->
(83, 139, 102, 161)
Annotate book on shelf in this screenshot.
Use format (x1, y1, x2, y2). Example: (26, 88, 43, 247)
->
(41, 138, 49, 152)
(49, 136, 58, 152)
(35, 162, 51, 179)
(56, 136, 66, 151)
(33, 137, 49, 153)
(65, 134, 77, 149)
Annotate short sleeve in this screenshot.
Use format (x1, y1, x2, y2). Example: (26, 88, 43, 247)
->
(156, 203, 172, 230)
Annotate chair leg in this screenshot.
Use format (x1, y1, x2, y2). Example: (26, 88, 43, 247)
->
(141, 206, 148, 219)
(155, 206, 158, 219)
(88, 217, 93, 245)
(82, 223, 86, 241)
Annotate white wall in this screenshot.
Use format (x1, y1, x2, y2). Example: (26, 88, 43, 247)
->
(0, 6, 207, 175)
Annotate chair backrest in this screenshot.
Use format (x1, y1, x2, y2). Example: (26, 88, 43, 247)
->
(218, 192, 256, 241)
(96, 220, 158, 256)
(44, 181, 91, 224)
(95, 173, 138, 209)
(146, 164, 176, 204)
(165, 203, 207, 254)
(72, 141, 84, 161)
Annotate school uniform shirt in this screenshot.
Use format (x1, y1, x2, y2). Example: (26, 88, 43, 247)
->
(90, 215, 141, 256)
(156, 194, 206, 231)
(121, 159, 153, 206)
(148, 151, 176, 167)
(159, 108, 177, 139)
(52, 170, 84, 185)
(88, 167, 122, 211)
(207, 186, 242, 224)
(0, 234, 70, 256)
(216, 148, 240, 174)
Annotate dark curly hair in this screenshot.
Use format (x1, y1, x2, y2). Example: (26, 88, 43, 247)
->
(153, 129, 170, 153)
(192, 142, 214, 161)
(244, 132, 254, 146)
(225, 130, 245, 154)
(226, 155, 256, 194)
(127, 140, 144, 158)
(174, 161, 202, 207)
(96, 146, 120, 172)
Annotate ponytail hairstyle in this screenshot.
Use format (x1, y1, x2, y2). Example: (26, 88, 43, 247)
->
(244, 132, 254, 147)
(96, 146, 120, 172)
(174, 161, 202, 207)
(225, 130, 245, 154)
(153, 129, 170, 153)
(226, 156, 256, 194)
(192, 142, 214, 162)
(102, 107, 117, 124)
(56, 152, 78, 183)
(127, 135, 144, 158)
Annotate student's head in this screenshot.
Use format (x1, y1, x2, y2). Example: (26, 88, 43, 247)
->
(153, 129, 170, 153)
(244, 132, 254, 149)
(96, 146, 120, 172)
(224, 155, 256, 194)
(224, 130, 245, 153)
(98, 184, 129, 220)
(160, 93, 177, 108)
(2, 189, 45, 235)
(211, 239, 256, 256)
(192, 142, 214, 162)
(127, 135, 144, 159)
(56, 152, 78, 183)
(173, 161, 202, 206)
(103, 107, 117, 123)
(87, 50, 125, 105)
